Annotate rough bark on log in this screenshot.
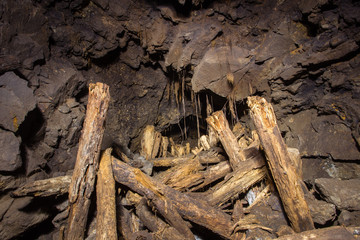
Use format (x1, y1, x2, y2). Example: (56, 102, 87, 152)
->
(96, 148, 117, 240)
(276, 226, 357, 240)
(206, 110, 246, 169)
(136, 198, 185, 240)
(112, 157, 234, 239)
(11, 175, 71, 198)
(247, 96, 314, 233)
(66, 82, 110, 240)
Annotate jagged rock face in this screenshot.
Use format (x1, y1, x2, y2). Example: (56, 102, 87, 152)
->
(0, 0, 360, 239)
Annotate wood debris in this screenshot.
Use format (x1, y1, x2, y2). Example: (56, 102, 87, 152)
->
(12, 91, 359, 240)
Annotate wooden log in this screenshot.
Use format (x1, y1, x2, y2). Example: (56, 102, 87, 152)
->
(11, 175, 71, 198)
(151, 150, 225, 168)
(190, 161, 232, 192)
(111, 157, 234, 239)
(136, 198, 185, 240)
(275, 226, 357, 240)
(206, 111, 246, 169)
(66, 82, 110, 240)
(155, 156, 204, 191)
(247, 96, 314, 233)
(96, 148, 117, 240)
(206, 157, 267, 207)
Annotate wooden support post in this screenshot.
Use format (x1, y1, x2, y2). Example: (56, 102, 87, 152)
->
(66, 82, 110, 239)
(112, 157, 234, 239)
(247, 96, 314, 232)
(206, 111, 246, 169)
(96, 148, 117, 240)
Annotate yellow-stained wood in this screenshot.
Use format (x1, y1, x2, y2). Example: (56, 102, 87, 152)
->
(206, 111, 246, 169)
(141, 125, 156, 160)
(247, 96, 314, 233)
(111, 157, 234, 239)
(190, 161, 232, 192)
(155, 156, 204, 191)
(96, 148, 117, 240)
(151, 150, 225, 168)
(66, 82, 110, 240)
(206, 159, 267, 207)
(11, 175, 71, 198)
(151, 131, 162, 159)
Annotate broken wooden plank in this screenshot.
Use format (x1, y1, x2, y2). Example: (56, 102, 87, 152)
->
(111, 157, 234, 239)
(206, 110, 246, 169)
(66, 82, 110, 240)
(276, 226, 356, 240)
(96, 148, 117, 240)
(247, 96, 314, 233)
(11, 175, 71, 198)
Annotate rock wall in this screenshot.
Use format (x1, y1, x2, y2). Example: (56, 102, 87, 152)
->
(0, 0, 359, 238)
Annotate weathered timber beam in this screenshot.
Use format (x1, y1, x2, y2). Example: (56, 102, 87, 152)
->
(111, 157, 234, 239)
(66, 82, 110, 240)
(190, 161, 232, 192)
(155, 156, 204, 191)
(206, 111, 246, 169)
(151, 151, 224, 168)
(247, 96, 314, 233)
(11, 175, 71, 198)
(206, 153, 267, 207)
(96, 148, 117, 240)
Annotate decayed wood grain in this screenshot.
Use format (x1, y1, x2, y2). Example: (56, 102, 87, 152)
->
(276, 226, 357, 240)
(11, 175, 71, 198)
(136, 198, 185, 240)
(141, 125, 156, 160)
(111, 157, 234, 239)
(206, 110, 246, 169)
(190, 161, 232, 192)
(151, 150, 225, 168)
(155, 156, 204, 191)
(247, 96, 314, 233)
(96, 148, 117, 240)
(206, 156, 267, 207)
(66, 82, 110, 240)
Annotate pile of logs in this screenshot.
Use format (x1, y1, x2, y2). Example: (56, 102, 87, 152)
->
(12, 83, 360, 240)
